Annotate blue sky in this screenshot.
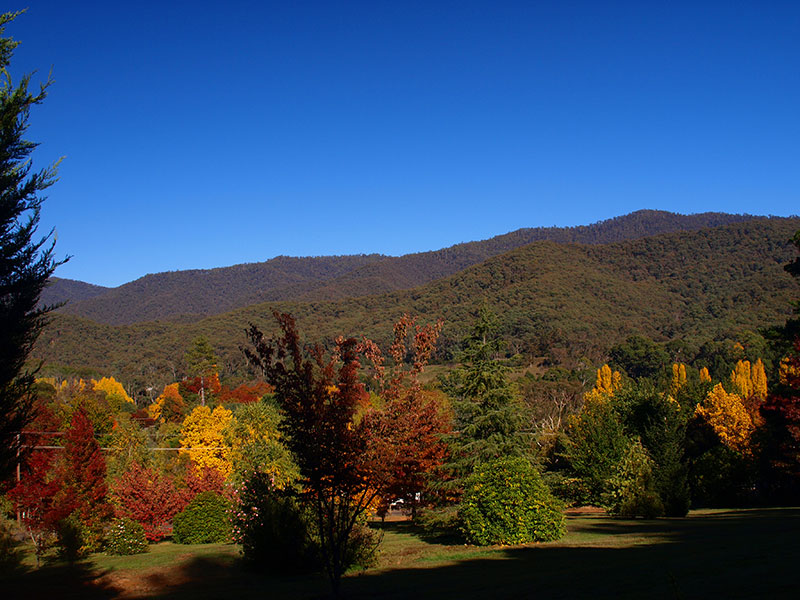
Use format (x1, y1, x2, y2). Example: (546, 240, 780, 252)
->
(7, 1, 800, 287)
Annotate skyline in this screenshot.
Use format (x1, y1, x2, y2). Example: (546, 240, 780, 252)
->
(7, 1, 800, 287)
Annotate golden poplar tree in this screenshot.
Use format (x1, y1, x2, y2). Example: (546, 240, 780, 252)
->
(730, 360, 754, 398)
(179, 405, 233, 477)
(670, 363, 687, 396)
(699, 367, 712, 383)
(584, 364, 623, 403)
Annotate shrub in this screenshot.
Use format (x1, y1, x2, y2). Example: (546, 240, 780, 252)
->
(232, 471, 319, 572)
(0, 514, 24, 573)
(459, 457, 565, 546)
(172, 491, 231, 544)
(602, 439, 665, 518)
(105, 518, 148, 555)
(56, 515, 89, 563)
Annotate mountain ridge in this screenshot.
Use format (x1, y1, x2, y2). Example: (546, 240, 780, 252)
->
(51, 210, 781, 325)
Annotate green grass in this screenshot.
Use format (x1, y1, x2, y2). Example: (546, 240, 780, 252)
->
(4, 509, 800, 599)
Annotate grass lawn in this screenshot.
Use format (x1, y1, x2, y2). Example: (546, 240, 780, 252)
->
(3, 508, 799, 599)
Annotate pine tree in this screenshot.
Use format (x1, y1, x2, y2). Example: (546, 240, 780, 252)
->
(445, 305, 530, 484)
(0, 11, 66, 479)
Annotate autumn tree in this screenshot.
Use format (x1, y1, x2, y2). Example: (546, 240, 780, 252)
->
(111, 462, 186, 541)
(695, 383, 755, 455)
(359, 315, 450, 514)
(8, 451, 61, 565)
(148, 382, 186, 423)
(244, 312, 382, 597)
(223, 399, 297, 485)
(179, 405, 233, 478)
(0, 11, 66, 479)
(92, 376, 134, 409)
(55, 408, 113, 551)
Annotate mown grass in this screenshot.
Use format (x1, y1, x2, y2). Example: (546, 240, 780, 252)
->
(3, 508, 799, 599)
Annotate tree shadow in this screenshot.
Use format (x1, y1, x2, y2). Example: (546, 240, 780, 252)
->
(342, 508, 800, 599)
(2, 560, 122, 599)
(5, 510, 799, 599)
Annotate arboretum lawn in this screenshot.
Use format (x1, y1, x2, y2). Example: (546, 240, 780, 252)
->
(5, 508, 798, 599)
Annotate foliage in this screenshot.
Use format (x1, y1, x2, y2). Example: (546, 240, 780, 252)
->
(695, 383, 755, 454)
(179, 404, 233, 477)
(56, 408, 112, 552)
(105, 517, 148, 555)
(459, 457, 564, 546)
(111, 462, 186, 541)
(149, 382, 185, 423)
(184, 336, 218, 406)
(601, 438, 664, 518)
(0, 10, 66, 479)
(7, 451, 60, 565)
(232, 470, 319, 572)
(223, 399, 297, 485)
(616, 385, 691, 516)
(443, 306, 530, 490)
(106, 412, 151, 480)
(92, 376, 134, 408)
(359, 315, 450, 512)
(609, 335, 670, 381)
(244, 312, 387, 595)
(172, 491, 231, 545)
(563, 397, 631, 504)
(583, 364, 623, 403)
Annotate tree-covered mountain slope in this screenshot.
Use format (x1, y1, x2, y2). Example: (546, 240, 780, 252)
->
(55, 210, 764, 325)
(34, 218, 800, 395)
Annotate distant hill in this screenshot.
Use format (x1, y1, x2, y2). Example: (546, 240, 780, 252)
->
(34, 218, 800, 395)
(40, 278, 110, 307)
(56, 210, 767, 324)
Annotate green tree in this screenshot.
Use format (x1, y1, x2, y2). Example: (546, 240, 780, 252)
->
(609, 335, 670, 382)
(184, 336, 217, 406)
(0, 11, 65, 478)
(444, 306, 530, 487)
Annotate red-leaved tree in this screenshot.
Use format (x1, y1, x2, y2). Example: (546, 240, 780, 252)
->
(245, 313, 379, 597)
(360, 315, 450, 515)
(111, 462, 186, 541)
(8, 451, 62, 565)
(55, 408, 112, 549)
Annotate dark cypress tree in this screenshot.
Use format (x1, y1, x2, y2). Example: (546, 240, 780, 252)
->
(0, 11, 65, 479)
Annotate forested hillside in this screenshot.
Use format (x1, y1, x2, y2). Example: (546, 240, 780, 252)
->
(34, 218, 800, 396)
(54, 210, 763, 324)
(40, 277, 109, 306)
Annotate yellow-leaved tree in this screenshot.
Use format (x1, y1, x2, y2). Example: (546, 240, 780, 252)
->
(670, 363, 687, 396)
(92, 376, 134, 407)
(180, 405, 233, 477)
(584, 364, 623, 403)
(699, 367, 712, 383)
(694, 383, 755, 454)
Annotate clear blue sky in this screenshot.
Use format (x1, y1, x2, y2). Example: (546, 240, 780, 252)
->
(8, 1, 800, 287)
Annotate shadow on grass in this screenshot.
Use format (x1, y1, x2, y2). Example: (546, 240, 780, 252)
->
(5, 510, 799, 599)
(345, 508, 800, 600)
(372, 520, 464, 545)
(2, 560, 122, 599)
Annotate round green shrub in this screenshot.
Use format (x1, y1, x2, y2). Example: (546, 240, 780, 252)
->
(173, 491, 232, 544)
(459, 457, 565, 546)
(105, 517, 148, 555)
